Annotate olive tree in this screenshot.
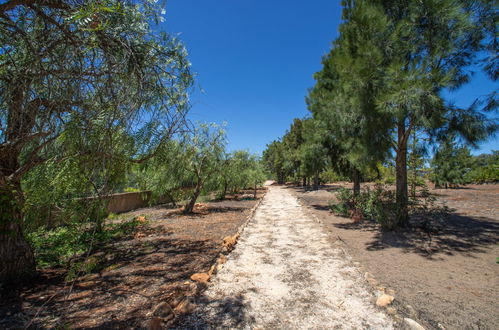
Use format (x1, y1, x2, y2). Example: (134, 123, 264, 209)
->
(0, 0, 192, 283)
(181, 123, 226, 214)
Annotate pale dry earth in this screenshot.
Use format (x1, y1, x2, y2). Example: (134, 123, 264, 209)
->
(174, 185, 393, 329)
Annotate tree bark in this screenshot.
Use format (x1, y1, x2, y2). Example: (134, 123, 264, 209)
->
(313, 172, 319, 190)
(276, 170, 284, 184)
(221, 180, 228, 200)
(0, 183, 36, 284)
(352, 168, 361, 197)
(302, 176, 306, 187)
(183, 181, 202, 214)
(395, 119, 409, 226)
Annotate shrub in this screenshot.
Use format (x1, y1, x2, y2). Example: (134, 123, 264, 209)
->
(330, 184, 449, 231)
(329, 188, 354, 217)
(329, 185, 397, 230)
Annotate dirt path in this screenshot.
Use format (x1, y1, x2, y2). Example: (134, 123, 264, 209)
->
(175, 186, 393, 329)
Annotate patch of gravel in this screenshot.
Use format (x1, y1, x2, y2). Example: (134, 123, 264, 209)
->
(174, 186, 393, 329)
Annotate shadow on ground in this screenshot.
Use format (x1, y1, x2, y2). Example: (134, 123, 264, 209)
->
(171, 293, 254, 329)
(364, 214, 499, 258)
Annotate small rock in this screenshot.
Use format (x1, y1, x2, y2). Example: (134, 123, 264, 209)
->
(364, 272, 374, 280)
(386, 307, 397, 315)
(216, 263, 224, 271)
(403, 318, 425, 330)
(406, 305, 417, 317)
(152, 302, 174, 321)
(174, 297, 195, 314)
(376, 294, 394, 307)
(218, 254, 227, 264)
(222, 234, 239, 251)
(148, 317, 164, 330)
(190, 272, 210, 283)
(385, 288, 396, 295)
(208, 264, 216, 276)
(135, 216, 147, 223)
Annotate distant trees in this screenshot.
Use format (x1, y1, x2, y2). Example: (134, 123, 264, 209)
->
(431, 139, 472, 188)
(431, 144, 498, 187)
(136, 123, 265, 213)
(466, 151, 499, 183)
(262, 140, 288, 184)
(0, 0, 192, 283)
(218, 150, 266, 199)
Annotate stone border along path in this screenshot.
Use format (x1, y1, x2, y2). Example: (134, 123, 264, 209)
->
(173, 185, 394, 329)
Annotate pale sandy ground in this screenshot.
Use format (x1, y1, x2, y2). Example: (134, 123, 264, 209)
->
(174, 185, 393, 329)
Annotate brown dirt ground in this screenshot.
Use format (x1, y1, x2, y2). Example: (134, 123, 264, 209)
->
(289, 183, 499, 330)
(0, 189, 265, 329)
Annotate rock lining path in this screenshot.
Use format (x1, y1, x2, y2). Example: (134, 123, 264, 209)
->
(175, 185, 393, 329)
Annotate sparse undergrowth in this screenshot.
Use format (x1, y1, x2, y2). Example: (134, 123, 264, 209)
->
(27, 217, 148, 271)
(329, 184, 449, 230)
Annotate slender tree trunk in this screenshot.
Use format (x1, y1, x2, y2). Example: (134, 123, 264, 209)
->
(277, 171, 284, 184)
(0, 182, 36, 284)
(184, 181, 202, 214)
(410, 129, 418, 199)
(352, 168, 361, 197)
(221, 180, 228, 200)
(313, 172, 319, 190)
(302, 176, 306, 187)
(395, 119, 409, 226)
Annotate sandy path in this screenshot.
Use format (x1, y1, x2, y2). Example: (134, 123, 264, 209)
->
(175, 186, 393, 329)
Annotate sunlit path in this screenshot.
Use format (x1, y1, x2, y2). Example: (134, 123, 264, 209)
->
(174, 185, 393, 329)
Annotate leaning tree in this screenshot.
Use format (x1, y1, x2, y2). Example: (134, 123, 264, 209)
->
(0, 0, 192, 283)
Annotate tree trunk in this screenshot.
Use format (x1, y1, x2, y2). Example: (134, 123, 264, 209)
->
(352, 168, 361, 197)
(395, 120, 409, 226)
(253, 181, 257, 199)
(221, 181, 228, 200)
(302, 176, 306, 187)
(184, 182, 202, 214)
(313, 172, 319, 190)
(277, 171, 285, 184)
(0, 183, 36, 284)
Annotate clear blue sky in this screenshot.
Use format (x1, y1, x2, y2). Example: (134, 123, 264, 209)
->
(163, 0, 498, 156)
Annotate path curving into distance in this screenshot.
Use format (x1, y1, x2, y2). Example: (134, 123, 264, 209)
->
(175, 185, 393, 329)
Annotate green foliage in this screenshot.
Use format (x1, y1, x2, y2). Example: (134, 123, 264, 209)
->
(123, 187, 141, 193)
(376, 164, 396, 185)
(262, 140, 288, 183)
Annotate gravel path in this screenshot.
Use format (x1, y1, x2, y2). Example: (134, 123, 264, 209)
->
(175, 185, 393, 329)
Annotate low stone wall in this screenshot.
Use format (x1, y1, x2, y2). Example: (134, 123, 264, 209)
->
(84, 191, 172, 214)
(104, 191, 152, 214)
